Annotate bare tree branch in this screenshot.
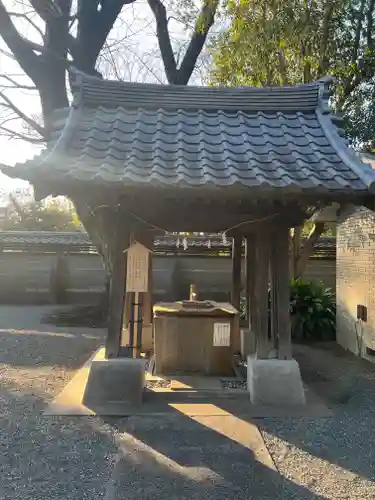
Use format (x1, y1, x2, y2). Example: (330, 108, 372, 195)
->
(0, 115, 24, 127)
(0, 74, 36, 90)
(0, 91, 46, 137)
(102, 41, 122, 80)
(8, 11, 45, 40)
(147, 0, 177, 83)
(29, 0, 63, 22)
(125, 46, 164, 83)
(0, 0, 42, 84)
(0, 125, 44, 143)
(0, 46, 16, 60)
(148, 0, 219, 85)
(176, 0, 219, 85)
(9, 5, 78, 65)
(76, 0, 137, 74)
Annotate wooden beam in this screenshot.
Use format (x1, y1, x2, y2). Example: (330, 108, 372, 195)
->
(231, 232, 242, 312)
(271, 225, 292, 360)
(254, 231, 270, 359)
(118, 196, 308, 234)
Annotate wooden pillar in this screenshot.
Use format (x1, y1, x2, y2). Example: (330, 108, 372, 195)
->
(270, 241, 278, 351)
(231, 232, 242, 311)
(254, 231, 270, 359)
(245, 233, 257, 330)
(140, 238, 154, 352)
(142, 240, 153, 325)
(106, 238, 128, 358)
(271, 225, 292, 360)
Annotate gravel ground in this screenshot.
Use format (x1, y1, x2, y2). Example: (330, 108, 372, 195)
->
(258, 342, 375, 500)
(0, 306, 315, 500)
(221, 379, 247, 390)
(0, 306, 117, 500)
(2, 307, 375, 499)
(144, 380, 171, 389)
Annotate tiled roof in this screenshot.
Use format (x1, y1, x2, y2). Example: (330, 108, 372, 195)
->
(2, 72, 375, 197)
(75, 74, 322, 112)
(0, 231, 90, 246)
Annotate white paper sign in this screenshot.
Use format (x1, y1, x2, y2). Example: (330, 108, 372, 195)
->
(126, 242, 150, 292)
(213, 322, 231, 347)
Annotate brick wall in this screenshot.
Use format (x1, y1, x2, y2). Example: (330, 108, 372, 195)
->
(337, 207, 375, 356)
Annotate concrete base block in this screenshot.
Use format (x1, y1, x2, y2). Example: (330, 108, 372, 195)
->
(247, 358, 305, 406)
(83, 357, 145, 407)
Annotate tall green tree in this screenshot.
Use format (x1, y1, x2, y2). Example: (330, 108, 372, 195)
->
(2, 196, 83, 231)
(211, 0, 375, 145)
(211, 0, 370, 277)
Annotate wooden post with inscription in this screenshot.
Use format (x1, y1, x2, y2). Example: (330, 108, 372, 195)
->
(124, 241, 151, 358)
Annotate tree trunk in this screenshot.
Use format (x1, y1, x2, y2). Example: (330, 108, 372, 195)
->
(289, 223, 325, 280)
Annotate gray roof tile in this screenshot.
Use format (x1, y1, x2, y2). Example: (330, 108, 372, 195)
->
(0, 230, 336, 251)
(3, 73, 375, 197)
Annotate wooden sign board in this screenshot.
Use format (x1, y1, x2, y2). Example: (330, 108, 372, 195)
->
(213, 322, 231, 347)
(125, 242, 150, 292)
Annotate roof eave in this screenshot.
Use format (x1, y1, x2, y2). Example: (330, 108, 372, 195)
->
(316, 108, 375, 192)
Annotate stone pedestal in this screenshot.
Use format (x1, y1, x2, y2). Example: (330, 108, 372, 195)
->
(83, 357, 145, 407)
(247, 358, 305, 405)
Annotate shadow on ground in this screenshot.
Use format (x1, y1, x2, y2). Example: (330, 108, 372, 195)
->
(254, 342, 375, 491)
(103, 411, 328, 500)
(1, 305, 374, 499)
(0, 379, 117, 499)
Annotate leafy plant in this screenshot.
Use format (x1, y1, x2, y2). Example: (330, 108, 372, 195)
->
(2, 198, 83, 232)
(210, 0, 375, 146)
(240, 279, 336, 342)
(290, 279, 336, 342)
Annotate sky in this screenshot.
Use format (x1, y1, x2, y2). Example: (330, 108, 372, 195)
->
(0, 0, 214, 199)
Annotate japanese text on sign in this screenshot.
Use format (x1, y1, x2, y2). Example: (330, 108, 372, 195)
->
(213, 322, 231, 347)
(126, 242, 149, 292)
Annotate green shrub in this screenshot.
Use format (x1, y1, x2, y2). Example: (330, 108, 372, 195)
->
(290, 279, 336, 342)
(239, 280, 336, 342)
